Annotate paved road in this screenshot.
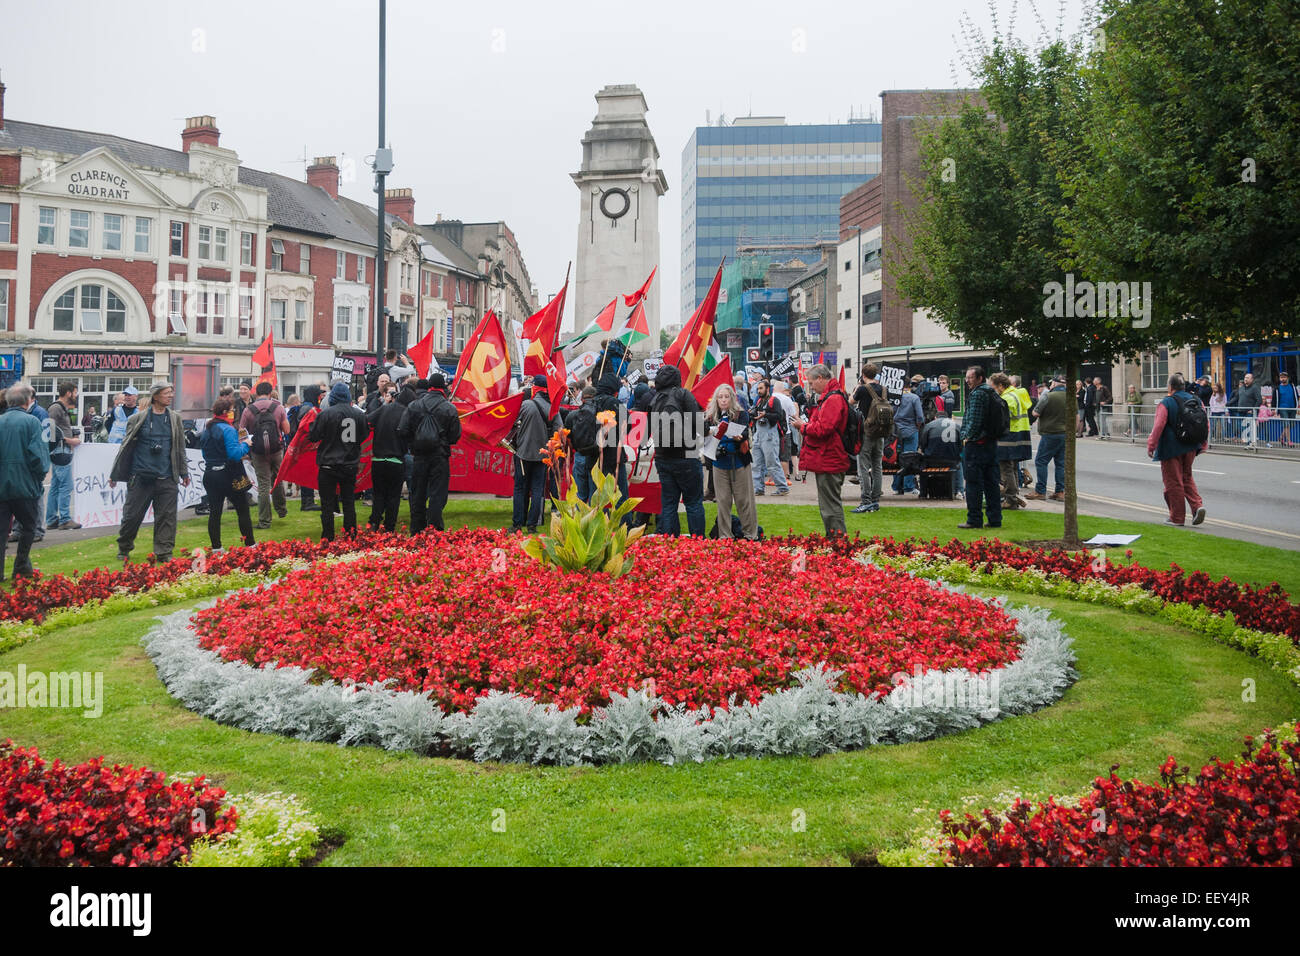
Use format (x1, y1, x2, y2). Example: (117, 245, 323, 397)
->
(1072, 438, 1300, 550)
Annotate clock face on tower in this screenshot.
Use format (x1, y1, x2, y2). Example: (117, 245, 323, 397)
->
(598, 187, 631, 221)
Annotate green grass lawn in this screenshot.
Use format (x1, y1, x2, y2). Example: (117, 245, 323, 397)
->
(3, 589, 1295, 865)
(7, 494, 1300, 865)
(22, 494, 1300, 597)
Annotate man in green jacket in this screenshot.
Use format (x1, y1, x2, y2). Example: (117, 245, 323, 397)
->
(109, 382, 191, 564)
(1026, 375, 1068, 501)
(0, 383, 51, 580)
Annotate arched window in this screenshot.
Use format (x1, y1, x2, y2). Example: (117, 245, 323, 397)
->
(48, 281, 131, 336)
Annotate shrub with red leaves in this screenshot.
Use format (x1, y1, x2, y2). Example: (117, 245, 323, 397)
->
(0, 741, 236, 867)
(939, 725, 1300, 866)
(192, 528, 1023, 713)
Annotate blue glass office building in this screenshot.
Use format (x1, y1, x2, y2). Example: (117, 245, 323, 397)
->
(680, 118, 881, 322)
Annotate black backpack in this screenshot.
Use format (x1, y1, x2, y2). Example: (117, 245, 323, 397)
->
(829, 389, 864, 461)
(985, 389, 1011, 442)
(411, 397, 445, 456)
(252, 401, 281, 456)
(569, 404, 600, 458)
(1171, 393, 1209, 446)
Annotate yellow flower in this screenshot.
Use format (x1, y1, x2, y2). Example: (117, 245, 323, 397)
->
(596, 410, 616, 427)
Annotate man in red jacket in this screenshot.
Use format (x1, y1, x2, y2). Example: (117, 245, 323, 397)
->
(791, 364, 849, 535)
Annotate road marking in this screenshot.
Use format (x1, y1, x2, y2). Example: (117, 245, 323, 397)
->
(1114, 459, 1224, 476)
(1077, 492, 1300, 542)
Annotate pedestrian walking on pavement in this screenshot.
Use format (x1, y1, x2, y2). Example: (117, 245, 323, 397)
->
(1146, 374, 1208, 527)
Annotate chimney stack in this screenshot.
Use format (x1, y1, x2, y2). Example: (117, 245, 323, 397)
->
(181, 115, 220, 152)
(307, 156, 340, 199)
(385, 187, 415, 225)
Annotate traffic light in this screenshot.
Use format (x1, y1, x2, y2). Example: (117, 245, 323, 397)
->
(759, 323, 775, 362)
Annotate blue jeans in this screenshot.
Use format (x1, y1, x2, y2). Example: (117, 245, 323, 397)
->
(512, 458, 547, 530)
(892, 432, 919, 493)
(656, 457, 705, 537)
(751, 426, 788, 492)
(1034, 434, 1066, 495)
(573, 452, 595, 503)
(963, 441, 1002, 527)
(46, 462, 73, 525)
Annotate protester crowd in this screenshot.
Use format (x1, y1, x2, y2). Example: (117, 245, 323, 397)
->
(7, 341, 1300, 580)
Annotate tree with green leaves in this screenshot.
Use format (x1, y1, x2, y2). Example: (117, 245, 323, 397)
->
(894, 34, 1178, 546)
(1068, 0, 1300, 343)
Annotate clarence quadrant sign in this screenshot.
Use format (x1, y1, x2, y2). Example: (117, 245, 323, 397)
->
(42, 350, 155, 374)
(67, 169, 131, 201)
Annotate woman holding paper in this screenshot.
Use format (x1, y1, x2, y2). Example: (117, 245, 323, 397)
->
(704, 385, 758, 540)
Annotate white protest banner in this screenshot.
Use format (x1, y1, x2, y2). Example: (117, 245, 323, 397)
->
(567, 349, 600, 383)
(72, 443, 258, 529)
(642, 358, 662, 378)
(626, 368, 643, 386)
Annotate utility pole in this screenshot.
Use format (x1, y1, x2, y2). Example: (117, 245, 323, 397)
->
(855, 226, 862, 375)
(374, 0, 390, 366)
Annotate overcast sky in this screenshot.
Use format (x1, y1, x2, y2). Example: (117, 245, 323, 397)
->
(1, 0, 1093, 335)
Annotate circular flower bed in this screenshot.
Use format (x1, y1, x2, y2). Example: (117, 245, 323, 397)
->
(192, 529, 1023, 714)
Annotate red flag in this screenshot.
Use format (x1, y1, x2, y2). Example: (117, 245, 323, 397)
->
(836, 365, 847, 394)
(452, 310, 512, 405)
(816, 351, 824, 366)
(252, 330, 277, 390)
(797, 356, 808, 391)
(623, 266, 657, 308)
(273, 406, 374, 492)
(664, 261, 724, 390)
(455, 393, 525, 446)
(523, 279, 568, 378)
(544, 349, 568, 416)
(407, 325, 437, 378)
(690, 354, 734, 409)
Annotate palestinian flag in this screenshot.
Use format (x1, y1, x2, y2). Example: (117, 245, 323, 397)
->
(614, 300, 650, 349)
(561, 298, 618, 358)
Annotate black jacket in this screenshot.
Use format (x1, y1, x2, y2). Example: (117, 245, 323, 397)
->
(398, 389, 461, 458)
(367, 400, 408, 459)
(651, 365, 702, 460)
(308, 401, 367, 471)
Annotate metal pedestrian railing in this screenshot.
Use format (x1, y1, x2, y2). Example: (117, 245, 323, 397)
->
(1094, 409, 1298, 450)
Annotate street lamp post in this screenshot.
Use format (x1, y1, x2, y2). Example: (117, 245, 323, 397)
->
(855, 226, 862, 375)
(373, 0, 390, 366)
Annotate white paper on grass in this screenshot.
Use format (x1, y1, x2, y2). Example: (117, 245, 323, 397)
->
(1083, 533, 1142, 546)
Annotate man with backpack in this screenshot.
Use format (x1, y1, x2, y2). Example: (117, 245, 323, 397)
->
(239, 382, 290, 529)
(749, 379, 789, 496)
(566, 387, 600, 503)
(791, 364, 857, 536)
(852, 364, 891, 514)
(958, 365, 1004, 530)
(366, 384, 409, 532)
(651, 364, 706, 537)
(1147, 374, 1208, 527)
(508, 375, 554, 533)
(397, 372, 461, 534)
(307, 381, 367, 542)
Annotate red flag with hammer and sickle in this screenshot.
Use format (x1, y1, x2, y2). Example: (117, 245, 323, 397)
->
(452, 310, 512, 405)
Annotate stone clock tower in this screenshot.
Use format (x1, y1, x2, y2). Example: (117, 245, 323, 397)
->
(572, 85, 668, 350)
